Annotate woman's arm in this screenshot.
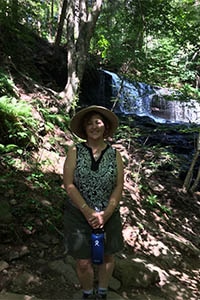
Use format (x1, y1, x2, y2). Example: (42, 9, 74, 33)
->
(63, 146, 95, 219)
(102, 149, 124, 224)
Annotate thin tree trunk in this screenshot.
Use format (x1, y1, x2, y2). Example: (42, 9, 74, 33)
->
(55, 0, 68, 46)
(183, 151, 199, 190)
(183, 133, 200, 191)
(59, 0, 103, 110)
(190, 165, 200, 192)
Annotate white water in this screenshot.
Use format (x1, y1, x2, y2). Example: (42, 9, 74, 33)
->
(104, 70, 200, 124)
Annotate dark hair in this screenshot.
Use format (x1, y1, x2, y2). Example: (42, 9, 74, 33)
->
(81, 110, 110, 138)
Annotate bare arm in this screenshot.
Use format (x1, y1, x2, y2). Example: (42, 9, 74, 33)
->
(63, 145, 95, 221)
(102, 149, 124, 224)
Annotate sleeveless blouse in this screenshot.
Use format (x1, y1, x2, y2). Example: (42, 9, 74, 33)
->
(72, 142, 117, 211)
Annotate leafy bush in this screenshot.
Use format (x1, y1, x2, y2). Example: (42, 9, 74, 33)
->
(0, 68, 17, 97)
(0, 96, 39, 151)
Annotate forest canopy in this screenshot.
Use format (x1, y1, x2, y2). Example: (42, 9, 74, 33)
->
(0, 0, 200, 101)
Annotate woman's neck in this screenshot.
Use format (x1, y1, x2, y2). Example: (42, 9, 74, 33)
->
(86, 139, 106, 149)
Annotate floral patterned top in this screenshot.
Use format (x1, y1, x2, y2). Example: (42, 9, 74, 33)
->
(71, 142, 118, 211)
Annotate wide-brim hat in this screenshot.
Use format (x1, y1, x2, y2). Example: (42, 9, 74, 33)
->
(70, 105, 119, 139)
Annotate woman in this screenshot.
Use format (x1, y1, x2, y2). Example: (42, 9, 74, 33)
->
(63, 106, 124, 299)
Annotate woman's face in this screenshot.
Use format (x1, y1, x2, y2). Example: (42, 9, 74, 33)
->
(84, 113, 106, 140)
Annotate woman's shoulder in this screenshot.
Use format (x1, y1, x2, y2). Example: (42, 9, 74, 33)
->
(108, 144, 123, 159)
(67, 144, 76, 152)
(67, 142, 86, 158)
(68, 142, 84, 150)
(107, 143, 118, 153)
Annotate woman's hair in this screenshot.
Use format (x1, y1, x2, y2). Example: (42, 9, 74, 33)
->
(81, 110, 110, 138)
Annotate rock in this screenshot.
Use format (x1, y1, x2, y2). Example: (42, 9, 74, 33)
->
(12, 271, 40, 291)
(8, 246, 30, 261)
(164, 231, 200, 256)
(0, 292, 41, 300)
(109, 276, 121, 290)
(107, 292, 125, 299)
(114, 257, 160, 288)
(129, 296, 165, 300)
(48, 259, 79, 286)
(0, 260, 9, 272)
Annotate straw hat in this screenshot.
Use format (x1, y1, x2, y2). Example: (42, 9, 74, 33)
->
(70, 105, 119, 139)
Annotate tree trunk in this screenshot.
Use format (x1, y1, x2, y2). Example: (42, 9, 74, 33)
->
(190, 165, 200, 192)
(59, 0, 103, 111)
(183, 150, 199, 191)
(55, 0, 68, 46)
(183, 132, 200, 191)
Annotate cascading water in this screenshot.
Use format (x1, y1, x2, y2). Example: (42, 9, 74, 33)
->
(104, 70, 154, 117)
(151, 95, 200, 124)
(103, 70, 200, 124)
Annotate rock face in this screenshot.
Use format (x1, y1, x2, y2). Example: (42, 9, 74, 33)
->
(80, 68, 113, 108)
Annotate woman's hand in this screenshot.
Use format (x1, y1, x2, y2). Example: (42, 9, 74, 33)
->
(83, 208, 104, 229)
(88, 210, 113, 229)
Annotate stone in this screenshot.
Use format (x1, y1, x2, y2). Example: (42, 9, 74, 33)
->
(0, 260, 9, 272)
(12, 271, 40, 291)
(48, 259, 79, 286)
(0, 292, 40, 300)
(109, 276, 121, 291)
(114, 257, 159, 288)
(164, 231, 200, 256)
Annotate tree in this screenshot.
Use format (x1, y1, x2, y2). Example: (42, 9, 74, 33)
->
(58, 0, 103, 111)
(90, 0, 200, 87)
(55, 0, 68, 46)
(0, 0, 199, 103)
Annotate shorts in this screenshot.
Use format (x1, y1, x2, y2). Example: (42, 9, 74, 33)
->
(64, 202, 124, 259)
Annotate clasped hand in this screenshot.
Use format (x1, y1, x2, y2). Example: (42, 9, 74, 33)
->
(88, 210, 104, 229)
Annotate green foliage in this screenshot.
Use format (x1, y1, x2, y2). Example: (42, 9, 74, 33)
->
(179, 84, 200, 101)
(0, 0, 199, 90)
(0, 69, 17, 97)
(37, 101, 70, 131)
(0, 96, 39, 150)
(91, 0, 200, 88)
(145, 194, 172, 215)
(9, 170, 64, 232)
(0, 0, 60, 39)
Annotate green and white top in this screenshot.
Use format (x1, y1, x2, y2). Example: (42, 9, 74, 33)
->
(72, 142, 118, 211)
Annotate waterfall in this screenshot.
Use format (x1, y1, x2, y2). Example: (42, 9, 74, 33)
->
(103, 70, 200, 124)
(103, 70, 154, 117)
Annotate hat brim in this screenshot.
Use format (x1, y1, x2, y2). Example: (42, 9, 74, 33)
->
(70, 105, 119, 139)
